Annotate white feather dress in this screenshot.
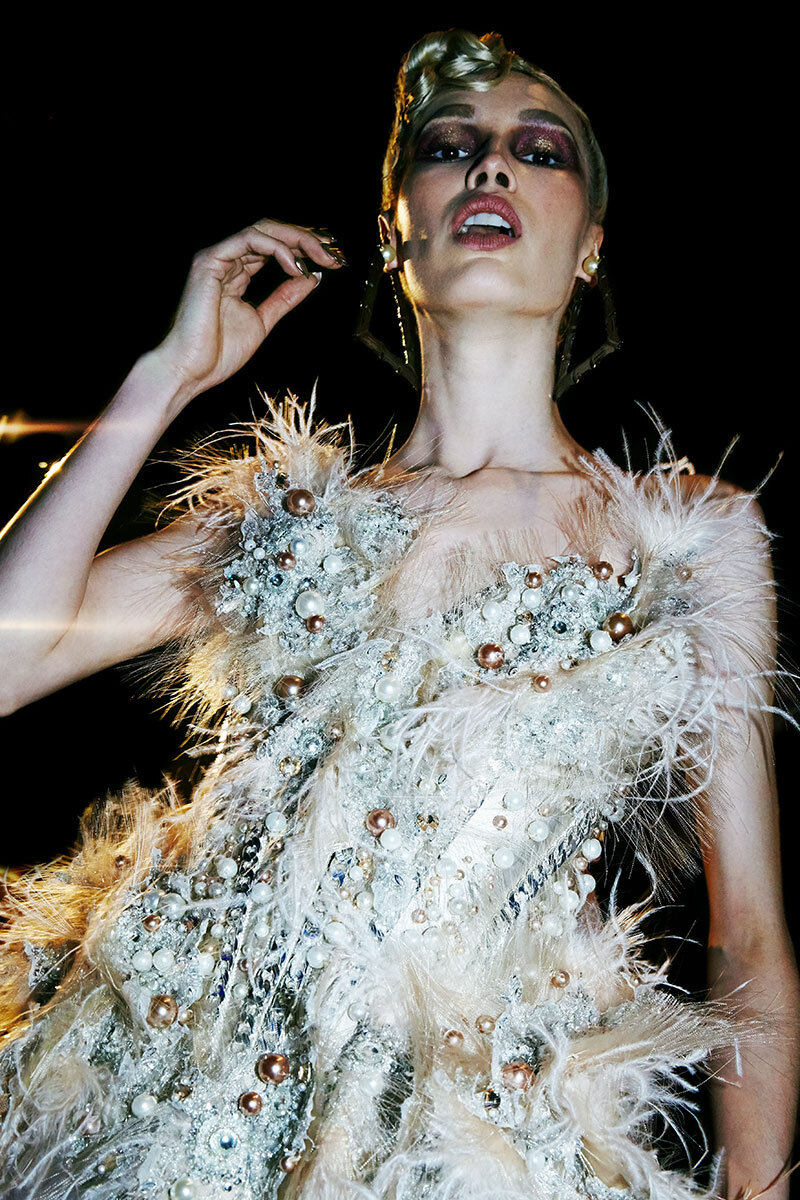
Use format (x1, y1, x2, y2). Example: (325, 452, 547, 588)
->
(0, 392, 792, 1199)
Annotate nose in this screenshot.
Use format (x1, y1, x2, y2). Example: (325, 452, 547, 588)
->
(465, 141, 517, 191)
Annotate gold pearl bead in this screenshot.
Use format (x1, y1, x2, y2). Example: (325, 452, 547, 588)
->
(475, 1014, 496, 1034)
(142, 914, 162, 933)
(365, 808, 396, 836)
(582, 251, 600, 275)
(676, 565, 693, 582)
(280, 1152, 301, 1172)
(444, 1029, 464, 1047)
(524, 570, 544, 589)
(146, 994, 179, 1029)
(238, 1091, 263, 1115)
(256, 1052, 290, 1084)
(551, 969, 570, 988)
(285, 488, 316, 516)
(276, 550, 297, 570)
(279, 757, 301, 777)
(412, 908, 427, 924)
(532, 673, 551, 692)
(603, 612, 634, 642)
(477, 642, 505, 670)
(592, 561, 613, 581)
(274, 674, 305, 700)
(501, 1060, 536, 1090)
(492, 815, 508, 829)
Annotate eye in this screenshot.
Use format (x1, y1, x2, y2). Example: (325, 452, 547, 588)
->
(519, 146, 567, 168)
(416, 137, 474, 163)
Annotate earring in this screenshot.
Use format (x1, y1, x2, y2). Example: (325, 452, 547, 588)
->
(554, 256, 622, 401)
(355, 243, 421, 390)
(581, 241, 601, 278)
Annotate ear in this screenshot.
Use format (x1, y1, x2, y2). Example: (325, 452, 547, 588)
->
(576, 223, 605, 284)
(377, 210, 399, 271)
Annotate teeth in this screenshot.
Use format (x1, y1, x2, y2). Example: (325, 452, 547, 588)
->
(458, 212, 513, 234)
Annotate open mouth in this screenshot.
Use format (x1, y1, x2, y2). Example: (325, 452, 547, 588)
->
(456, 213, 517, 238)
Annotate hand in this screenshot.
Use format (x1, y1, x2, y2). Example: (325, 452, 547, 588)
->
(152, 218, 344, 398)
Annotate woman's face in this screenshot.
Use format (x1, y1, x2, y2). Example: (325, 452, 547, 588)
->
(382, 74, 603, 325)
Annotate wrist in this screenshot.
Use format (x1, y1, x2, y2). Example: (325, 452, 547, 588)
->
(134, 346, 202, 417)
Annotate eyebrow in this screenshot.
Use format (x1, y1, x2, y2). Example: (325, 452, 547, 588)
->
(421, 103, 577, 140)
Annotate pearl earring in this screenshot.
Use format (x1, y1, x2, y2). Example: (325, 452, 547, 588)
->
(582, 242, 601, 277)
(379, 240, 395, 265)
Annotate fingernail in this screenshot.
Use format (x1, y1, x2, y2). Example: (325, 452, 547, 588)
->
(294, 255, 312, 278)
(312, 271, 322, 286)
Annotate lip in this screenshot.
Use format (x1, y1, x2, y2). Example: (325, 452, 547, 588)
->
(451, 193, 523, 243)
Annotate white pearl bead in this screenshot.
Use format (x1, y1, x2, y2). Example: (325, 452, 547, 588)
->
(421, 926, 444, 949)
(503, 789, 526, 810)
(131, 949, 153, 973)
(379, 827, 401, 850)
(265, 810, 287, 834)
(152, 948, 175, 973)
(216, 856, 238, 879)
(362, 1071, 386, 1095)
(348, 999, 369, 1021)
(295, 589, 325, 618)
(131, 1092, 157, 1118)
(252, 546, 266, 560)
(589, 629, 613, 652)
(304, 946, 325, 967)
(541, 914, 563, 936)
(527, 819, 550, 842)
(254, 921, 271, 939)
(504, 588, 521, 604)
(197, 952, 216, 975)
(242, 577, 261, 596)
(492, 847, 515, 869)
(581, 837, 603, 861)
(232, 981, 249, 1000)
(561, 888, 580, 910)
(439, 857, 459, 878)
(355, 890, 374, 910)
(323, 920, 351, 946)
(560, 583, 581, 603)
(210, 922, 226, 938)
(289, 536, 308, 556)
(521, 587, 543, 610)
(222, 683, 238, 699)
(170, 1179, 197, 1200)
(481, 599, 502, 622)
(528, 1149, 547, 1171)
(348, 865, 365, 882)
(449, 898, 467, 916)
(508, 623, 531, 645)
(582, 873, 596, 892)
(374, 675, 400, 702)
(231, 694, 252, 714)
(244, 539, 257, 552)
(159, 893, 185, 917)
(323, 552, 345, 574)
(250, 882, 272, 904)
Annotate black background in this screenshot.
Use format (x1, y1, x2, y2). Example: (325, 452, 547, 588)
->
(1, 11, 797, 1136)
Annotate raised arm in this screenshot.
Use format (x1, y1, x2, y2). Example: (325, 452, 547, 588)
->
(0, 218, 342, 715)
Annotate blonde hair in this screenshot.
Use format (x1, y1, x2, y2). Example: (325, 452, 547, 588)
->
(381, 29, 608, 225)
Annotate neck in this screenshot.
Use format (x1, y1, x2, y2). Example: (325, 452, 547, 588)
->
(385, 309, 587, 480)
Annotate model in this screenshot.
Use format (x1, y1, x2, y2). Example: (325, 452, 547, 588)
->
(0, 28, 798, 1200)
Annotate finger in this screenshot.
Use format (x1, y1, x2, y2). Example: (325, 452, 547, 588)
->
(255, 271, 322, 334)
(197, 227, 307, 279)
(294, 230, 347, 267)
(247, 218, 344, 267)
